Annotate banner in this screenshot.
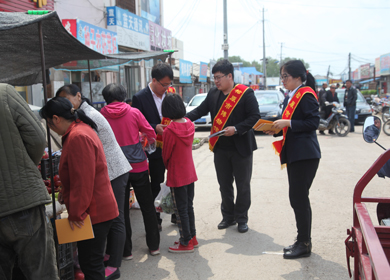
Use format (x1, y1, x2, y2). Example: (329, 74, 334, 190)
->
(380, 53, 390, 76)
(149, 21, 172, 51)
(360, 63, 370, 79)
(375, 57, 381, 77)
(106, 6, 150, 51)
(180, 60, 192, 84)
(199, 62, 208, 82)
(62, 19, 118, 54)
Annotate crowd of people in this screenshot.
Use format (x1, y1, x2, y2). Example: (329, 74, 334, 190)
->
(0, 59, 323, 280)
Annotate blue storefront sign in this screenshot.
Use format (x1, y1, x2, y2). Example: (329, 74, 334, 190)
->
(106, 6, 150, 51)
(199, 62, 207, 82)
(180, 60, 192, 84)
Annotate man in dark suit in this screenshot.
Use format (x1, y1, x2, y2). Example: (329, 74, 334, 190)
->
(323, 85, 340, 134)
(344, 80, 357, 132)
(132, 63, 173, 231)
(186, 59, 260, 233)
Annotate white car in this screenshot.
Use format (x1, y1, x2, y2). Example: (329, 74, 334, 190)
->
(186, 93, 212, 127)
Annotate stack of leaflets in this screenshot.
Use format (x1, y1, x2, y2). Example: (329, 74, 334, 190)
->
(252, 119, 282, 133)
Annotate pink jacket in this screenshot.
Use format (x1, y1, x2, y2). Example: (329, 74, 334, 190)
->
(162, 118, 197, 187)
(100, 102, 156, 173)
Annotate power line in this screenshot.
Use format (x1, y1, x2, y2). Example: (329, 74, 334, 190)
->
(175, 0, 200, 38)
(255, 0, 390, 10)
(166, 1, 193, 28)
(230, 20, 260, 47)
(212, 0, 218, 60)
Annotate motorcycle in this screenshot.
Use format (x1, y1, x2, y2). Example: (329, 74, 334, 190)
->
(371, 95, 390, 122)
(345, 116, 390, 279)
(318, 102, 350, 136)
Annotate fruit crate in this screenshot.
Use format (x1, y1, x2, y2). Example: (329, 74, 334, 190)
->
(58, 262, 74, 280)
(40, 155, 61, 179)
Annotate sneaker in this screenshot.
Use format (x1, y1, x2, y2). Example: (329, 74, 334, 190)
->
(174, 236, 199, 248)
(150, 248, 160, 256)
(169, 240, 194, 253)
(122, 255, 133, 260)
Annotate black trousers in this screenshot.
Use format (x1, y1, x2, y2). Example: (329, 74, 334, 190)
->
(77, 219, 113, 280)
(123, 171, 160, 256)
(214, 149, 253, 223)
(148, 157, 166, 225)
(106, 172, 129, 267)
(171, 183, 196, 246)
(286, 158, 319, 242)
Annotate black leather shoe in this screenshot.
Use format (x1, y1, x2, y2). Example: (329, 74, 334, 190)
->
(237, 222, 249, 233)
(158, 224, 162, 232)
(283, 241, 312, 259)
(319, 131, 325, 135)
(329, 130, 335, 135)
(217, 220, 236, 229)
(283, 240, 298, 253)
(106, 268, 120, 280)
(171, 214, 177, 224)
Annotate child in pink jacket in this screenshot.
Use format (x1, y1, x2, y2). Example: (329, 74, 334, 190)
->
(162, 93, 198, 253)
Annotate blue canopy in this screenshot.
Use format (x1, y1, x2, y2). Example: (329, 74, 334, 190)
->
(359, 77, 380, 84)
(240, 67, 263, 75)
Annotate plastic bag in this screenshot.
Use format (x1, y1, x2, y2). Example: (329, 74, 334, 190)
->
(139, 132, 156, 154)
(154, 183, 175, 214)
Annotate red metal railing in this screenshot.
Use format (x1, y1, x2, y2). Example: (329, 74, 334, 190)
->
(346, 149, 390, 279)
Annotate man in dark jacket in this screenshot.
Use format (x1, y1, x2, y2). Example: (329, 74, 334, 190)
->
(0, 84, 59, 279)
(186, 59, 260, 233)
(132, 63, 174, 232)
(323, 85, 340, 134)
(344, 80, 357, 132)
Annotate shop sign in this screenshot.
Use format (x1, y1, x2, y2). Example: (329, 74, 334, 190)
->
(380, 53, 390, 76)
(315, 78, 327, 86)
(141, 0, 161, 25)
(360, 63, 370, 79)
(199, 62, 208, 82)
(375, 57, 381, 77)
(209, 60, 216, 82)
(106, 6, 150, 51)
(62, 19, 118, 55)
(180, 60, 192, 84)
(149, 21, 171, 51)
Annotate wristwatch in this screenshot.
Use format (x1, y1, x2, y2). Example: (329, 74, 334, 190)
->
(234, 127, 238, 134)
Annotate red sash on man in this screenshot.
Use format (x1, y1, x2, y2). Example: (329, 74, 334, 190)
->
(155, 88, 175, 149)
(209, 84, 249, 151)
(272, 86, 318, 160)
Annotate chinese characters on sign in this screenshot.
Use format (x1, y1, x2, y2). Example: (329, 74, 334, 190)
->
(62, 19, 118, 55)
(180, 60, 193, 84)
(149, 21, 172, 51)
(106, 6, 150, 51)
(199, 62, 208, 82)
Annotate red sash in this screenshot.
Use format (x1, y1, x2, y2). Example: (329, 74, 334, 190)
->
(209, 84, 249, 151)
(272, 86, 318, 159)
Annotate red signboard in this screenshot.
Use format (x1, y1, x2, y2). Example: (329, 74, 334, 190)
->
(250, 85, 260, 90)
(0, 0, 54, 12)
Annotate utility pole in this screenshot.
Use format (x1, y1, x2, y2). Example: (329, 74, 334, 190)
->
(348, 53, 351, 80)
(326, 65, 330, 83)
(279, 42, 283, 65)
(222, 0, 229, 59)
(262, 7, 267, 89)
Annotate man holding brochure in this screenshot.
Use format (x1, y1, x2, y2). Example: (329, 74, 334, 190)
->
(186, 59, 260, 233)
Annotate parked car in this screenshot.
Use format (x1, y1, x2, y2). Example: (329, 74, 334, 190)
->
(186, 93, 212, 127)
(254, 90, 285, 121)
(336, 89, 372, 124)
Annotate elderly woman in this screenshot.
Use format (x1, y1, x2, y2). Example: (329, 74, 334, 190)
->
(40, 97, 118, 280)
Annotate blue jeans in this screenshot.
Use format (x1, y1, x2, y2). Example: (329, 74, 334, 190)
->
(171, 183, 196, 246)
(346, 105, 356, 132)
(0, 205, 59, 280)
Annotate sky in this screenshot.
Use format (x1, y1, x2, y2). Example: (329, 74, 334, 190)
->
(163, 0, 390, 78)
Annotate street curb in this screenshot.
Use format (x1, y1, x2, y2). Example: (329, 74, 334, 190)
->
(192, 137, 208, 150)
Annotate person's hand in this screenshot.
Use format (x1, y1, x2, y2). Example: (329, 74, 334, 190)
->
(69, 220, 84, 231)
(272, 119, 290, 130)
(223, 126, 236, 137)
(264, 130, 275, 135)
(156, 124, 167, 135)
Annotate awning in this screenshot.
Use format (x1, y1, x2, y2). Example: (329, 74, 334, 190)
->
(0, 11, 173, 85)
(359, 77, 380, 84)
(240, 67, 263, 75)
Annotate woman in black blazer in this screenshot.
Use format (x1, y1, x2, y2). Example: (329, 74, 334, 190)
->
(265, 60, 321, 259)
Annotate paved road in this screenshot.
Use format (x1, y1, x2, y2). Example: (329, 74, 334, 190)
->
(121, 125, 390, 280)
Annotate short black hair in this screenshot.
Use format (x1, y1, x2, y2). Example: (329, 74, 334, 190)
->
(151, 63, 173, 81)
(212, 59, 234, 79)
(55, 84, 92, 105)
(125, 98, 132, 103)
(346, 79, 352, 83)
(102, 83, 127, 104)
(161, 93, 186, 120)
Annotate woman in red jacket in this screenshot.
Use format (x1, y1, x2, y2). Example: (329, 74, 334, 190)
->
(161, 94, 198, 253)
(40, 97, 118, 280)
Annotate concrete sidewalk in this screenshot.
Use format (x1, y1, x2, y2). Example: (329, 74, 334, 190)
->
(121, 127, 390, 279)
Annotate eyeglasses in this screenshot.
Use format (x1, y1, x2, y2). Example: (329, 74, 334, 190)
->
(213, 74, 227, 81)
(157, 80, 172, 88)
(280, 74, 291, 81)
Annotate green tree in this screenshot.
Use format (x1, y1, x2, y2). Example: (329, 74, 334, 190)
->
(259, 57, 280, 77)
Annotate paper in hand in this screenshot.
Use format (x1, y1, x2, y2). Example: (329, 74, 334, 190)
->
(208, 130, 225, 139)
